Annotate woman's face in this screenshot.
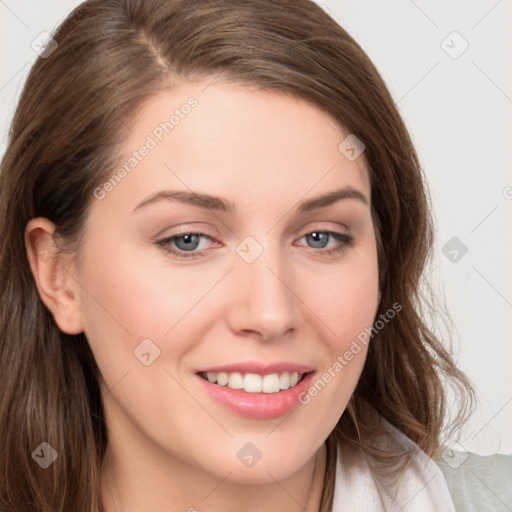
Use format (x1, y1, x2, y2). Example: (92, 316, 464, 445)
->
(69, 80, 379, 483)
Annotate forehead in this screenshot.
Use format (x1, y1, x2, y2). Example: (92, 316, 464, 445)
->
(102, 80, 370, 212)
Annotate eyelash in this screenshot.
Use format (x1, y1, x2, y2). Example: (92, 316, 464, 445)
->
(155, 230, 355, 260)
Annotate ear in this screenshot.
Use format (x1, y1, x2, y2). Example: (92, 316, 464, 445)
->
(24, 217, 85, 335)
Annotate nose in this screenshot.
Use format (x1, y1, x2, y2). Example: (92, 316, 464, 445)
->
(226, 241, 303, 342)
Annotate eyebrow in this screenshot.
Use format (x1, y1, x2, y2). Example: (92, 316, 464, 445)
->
(132, 186, 368, 214)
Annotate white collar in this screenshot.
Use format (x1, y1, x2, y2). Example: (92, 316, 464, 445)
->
(332, 422, 456, 511)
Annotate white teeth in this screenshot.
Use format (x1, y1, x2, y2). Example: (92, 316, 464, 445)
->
(201, 370, 305, 393)
(217, 372, 229, 386)
(262, 373, 280, 393)
(279, 371, 290, 390)
(244, 373, 262, 393)
(228, 372, 244, 389)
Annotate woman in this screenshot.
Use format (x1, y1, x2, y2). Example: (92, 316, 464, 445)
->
(0, 0, 474, 510)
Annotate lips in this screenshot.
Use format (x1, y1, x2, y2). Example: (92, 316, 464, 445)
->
(194, 361, 316, 419)
(195, 361, 316, 375)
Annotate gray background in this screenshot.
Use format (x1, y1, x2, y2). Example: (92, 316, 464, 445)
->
(1, 0, 510, 455)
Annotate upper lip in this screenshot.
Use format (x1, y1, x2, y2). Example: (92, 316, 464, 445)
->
(196, 361, 315, 376)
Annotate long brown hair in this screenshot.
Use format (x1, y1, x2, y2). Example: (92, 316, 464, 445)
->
(0, 1, 474, 510)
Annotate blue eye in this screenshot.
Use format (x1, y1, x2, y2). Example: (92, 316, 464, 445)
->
(156, 230, 354, 259)
(300, 231, 354, 254)
(156, 232, 214, 258)
(168, 233, 202, 252)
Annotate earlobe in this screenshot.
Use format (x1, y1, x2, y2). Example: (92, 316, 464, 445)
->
(24, 218, 85, 335)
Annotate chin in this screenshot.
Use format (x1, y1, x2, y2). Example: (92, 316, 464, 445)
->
(196, 445, 309, 485)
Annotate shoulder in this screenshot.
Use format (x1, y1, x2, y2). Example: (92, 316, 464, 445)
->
(331, 418, 456, 512)
(437, 451, 512, 512)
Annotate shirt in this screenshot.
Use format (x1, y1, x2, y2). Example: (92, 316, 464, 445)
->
(332, 420, 456, 511)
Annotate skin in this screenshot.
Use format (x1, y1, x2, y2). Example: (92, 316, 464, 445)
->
(25, 80, 379, 511)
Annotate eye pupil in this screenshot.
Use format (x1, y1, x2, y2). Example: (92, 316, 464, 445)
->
(307, 232, 328, 249)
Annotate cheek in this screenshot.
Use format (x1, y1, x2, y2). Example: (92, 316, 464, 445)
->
(312, 249, 379, 350)
(296, 260, 378, 429)
(300, 244, 379, 399)
(79, 237, 216, 339)
(75, 240, 179, 387)
(76, 234, 238, 408)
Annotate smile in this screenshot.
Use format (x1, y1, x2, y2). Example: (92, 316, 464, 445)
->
(194, 363, 316, 420)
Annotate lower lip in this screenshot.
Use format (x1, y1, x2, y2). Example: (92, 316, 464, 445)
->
(194, 372, 316, 420)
